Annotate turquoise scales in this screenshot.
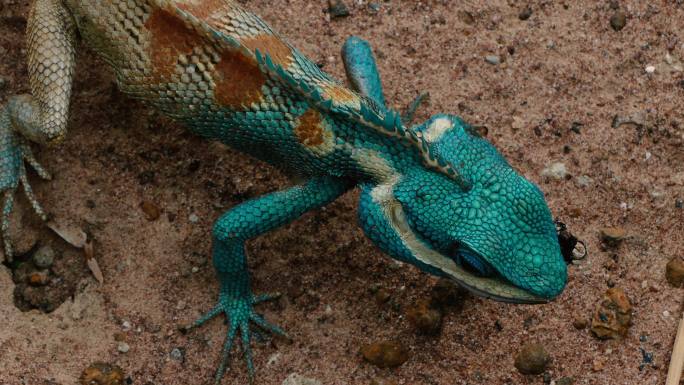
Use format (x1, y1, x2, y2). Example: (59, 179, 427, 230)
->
(0, 0, 568, 383)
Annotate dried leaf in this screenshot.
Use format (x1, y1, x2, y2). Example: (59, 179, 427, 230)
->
(84, 240, 103, 284)
(47, 220, 87, 248)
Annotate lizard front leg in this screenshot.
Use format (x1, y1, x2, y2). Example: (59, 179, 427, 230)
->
(341, 36, 386, 107)
(1, 0, 76, 259)
(183, 176, 352, 383)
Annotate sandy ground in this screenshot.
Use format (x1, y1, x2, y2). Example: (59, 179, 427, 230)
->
(1, 1, 683, 384)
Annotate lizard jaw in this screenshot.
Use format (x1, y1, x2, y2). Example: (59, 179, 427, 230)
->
(383, 199, 548, 304)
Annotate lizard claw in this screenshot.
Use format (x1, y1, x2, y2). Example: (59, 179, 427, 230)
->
(0, 109, 50, 261)
(184, 291, 285, 384)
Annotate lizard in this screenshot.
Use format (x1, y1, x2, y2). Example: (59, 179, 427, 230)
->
(0, 0, 568, 383)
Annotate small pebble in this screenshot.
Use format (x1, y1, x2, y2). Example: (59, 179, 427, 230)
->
(375, 288, 391, 305)
(122, 321, 131, 330)
(514, 343, 551, 375)
(639, 348, 654, 370)
(541, 162, 568, 180)
(360, 340, 409, 368)
(370, 379, 397, 385)
(32, 245, 55, 269)
(117, 342, 130, 353)
(592, 358, 605, 371)
(430, 278, 468, 307)
(80, 362, 125, 385)
(457, 10, 475, 25)
(575, 175, 593, 188)
(267, 353, 281, 366)
(28, 270, 50, 286)
(572, 316, 588, 330)
(170, 347, 184, 361)
(610, 10, 626, 31)
(556, 377, 575, 385)
(484, 55, 501, 65)
(591, 287, 632, 339)
(665, 257, 684, 287)
(518, 7, 532, 20)
(675, 199, 683, 209)
(645, 65, 655, 74)
(368, 2, 380, 13)
(511, 116, 525, 130)
(140, 200, 161, 221)
(188, 213, 199, 223)
(327, 0, 350, 18)
(282, 373, 323, 385)
(405, 299, 442, 335)
(599, 227, 626, 247)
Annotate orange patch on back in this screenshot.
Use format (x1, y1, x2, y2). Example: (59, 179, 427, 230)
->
(294, 109, 325, 146)
(241, 34, 293, 68)
(144, 9, 204, 80)
(213, 50, 266, 109)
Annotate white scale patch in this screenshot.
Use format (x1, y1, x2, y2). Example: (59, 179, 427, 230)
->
(422, 117, 453, 143)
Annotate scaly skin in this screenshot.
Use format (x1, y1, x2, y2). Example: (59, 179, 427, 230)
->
(0, 0, 567, 382)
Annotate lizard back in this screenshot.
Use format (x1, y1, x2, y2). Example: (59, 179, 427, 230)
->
(63, 0, 376, 176)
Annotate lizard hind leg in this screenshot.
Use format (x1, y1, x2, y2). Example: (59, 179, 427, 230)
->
(0, 0, 76, 261)
(0, 107, 51, 261)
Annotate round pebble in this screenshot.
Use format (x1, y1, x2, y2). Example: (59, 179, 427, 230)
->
(541, 162, 568, 180)
(405, 299, 442, 335)
(28, 271, 50, 286)
(140, 200, 161, 221)
(328, 0, 350, 18)
(572, 316, 588, 330)
(665, 257, 684, 287)
(360, 340, 409, 368)
(599, 227, 626, 247)
(170, 347, 184, 361)
(519, 7, 532, 20)
(117, 342, 130, 353)
(485, 55, 501, 65)
(80, 362, 125, 385)
(514, 343, 551, 375)
(610, 10, 626, 31)
(32, 245, 55, 269)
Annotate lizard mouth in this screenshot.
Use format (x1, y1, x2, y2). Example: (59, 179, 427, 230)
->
(386, 202, 548, 304)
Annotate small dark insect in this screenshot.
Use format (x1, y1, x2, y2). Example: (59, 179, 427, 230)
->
(555, 220, 587, 264)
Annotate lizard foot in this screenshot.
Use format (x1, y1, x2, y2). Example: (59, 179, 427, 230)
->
(182, 291, 285, 384)
(0, 108, 51, 261)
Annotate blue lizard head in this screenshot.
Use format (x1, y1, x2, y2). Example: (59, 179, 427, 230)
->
(359, 115, 567, 303)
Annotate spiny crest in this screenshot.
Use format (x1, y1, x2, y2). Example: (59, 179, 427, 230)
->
(255, 50, 471, 190)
